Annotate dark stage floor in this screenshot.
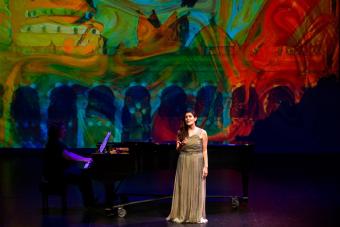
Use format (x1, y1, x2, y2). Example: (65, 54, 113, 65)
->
(0, 152, 339, 227)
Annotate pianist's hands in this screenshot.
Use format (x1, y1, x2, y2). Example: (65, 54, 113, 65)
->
(84, 157, 93, 164)
(83, 157, 93, 169)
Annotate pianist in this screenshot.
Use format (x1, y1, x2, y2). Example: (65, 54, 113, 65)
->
(43, 122, 96, 208)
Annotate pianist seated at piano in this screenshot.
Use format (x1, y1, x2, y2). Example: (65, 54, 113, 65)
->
(42, 121, 96, 208)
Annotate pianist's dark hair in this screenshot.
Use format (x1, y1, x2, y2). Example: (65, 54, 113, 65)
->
(47, 121, 65, 141)
(177, 110, 197, 142)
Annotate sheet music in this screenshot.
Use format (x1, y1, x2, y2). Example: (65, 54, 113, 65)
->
(98, 132, 111, 153)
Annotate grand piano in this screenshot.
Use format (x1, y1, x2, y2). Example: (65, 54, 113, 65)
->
(88, 140, 253, 217)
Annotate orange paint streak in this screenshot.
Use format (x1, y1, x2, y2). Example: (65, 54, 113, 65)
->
(123, 12, 181, 61)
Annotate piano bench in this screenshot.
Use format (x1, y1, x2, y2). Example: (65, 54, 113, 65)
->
(40, 178, 67, 214)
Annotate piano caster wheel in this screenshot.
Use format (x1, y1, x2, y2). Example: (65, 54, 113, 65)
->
(117, 207, 127, 217)
(231, 196, 239, 209)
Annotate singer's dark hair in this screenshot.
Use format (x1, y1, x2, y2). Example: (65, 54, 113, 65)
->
(177, 110, 197, 141)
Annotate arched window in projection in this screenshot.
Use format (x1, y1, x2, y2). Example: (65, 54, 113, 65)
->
(195, 85, 224, 136)
(85, 86, 115, 146)
(152, 85, 188, 142)
(122, 85, 151, 142)
(262, 86, 295, 117)
(230, 86, 259, 119)
(10, 86, 41, 147)
(228, 85, 259, 141)
(48, 85, 77, 147)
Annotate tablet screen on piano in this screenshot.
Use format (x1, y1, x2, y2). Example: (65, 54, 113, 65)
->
(98, 132, 111, 153)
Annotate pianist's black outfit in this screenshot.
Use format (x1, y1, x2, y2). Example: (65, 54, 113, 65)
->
(43, 139, 95, 207)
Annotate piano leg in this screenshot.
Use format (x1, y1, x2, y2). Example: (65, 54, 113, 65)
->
(103, 181, 129, 207)
(103, 181, 116, 208)
(241, 170, 249, 200)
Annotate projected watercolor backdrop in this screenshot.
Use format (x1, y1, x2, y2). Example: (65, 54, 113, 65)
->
(0, 0, 338, 147)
